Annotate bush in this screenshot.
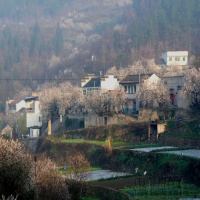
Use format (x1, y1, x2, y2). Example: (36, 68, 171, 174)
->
(0, 138, 70, 200)
(0, 139, 33, 199)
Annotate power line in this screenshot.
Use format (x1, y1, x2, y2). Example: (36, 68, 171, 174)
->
(0, 78, 81, 81)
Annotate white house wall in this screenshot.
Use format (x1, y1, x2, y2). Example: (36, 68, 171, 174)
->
(26, 112, 42, 127)
(16, 100, 26, 112)
(26, 100, 42, 128)
(101, 75, 119, 90)
(148, 74, 161, 84)
(162, 51, 188, 66)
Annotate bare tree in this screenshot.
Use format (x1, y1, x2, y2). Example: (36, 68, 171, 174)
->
(35, 156, 69, 200)
(0, 195, 18, 200)
(83, 87, 127, 116)
(39, 82, 83, 121)
(136, 78, 169, 108)
(106, 59, 162, 80)
(182, 68, 200, 113)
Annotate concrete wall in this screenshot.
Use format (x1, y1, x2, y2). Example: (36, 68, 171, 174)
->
(162, 51, 188, 66)
(26, 101, 42, 128)
(139, 108, 159, 121)
(85, 113, 117, 128)
(163, 76, 190, 109)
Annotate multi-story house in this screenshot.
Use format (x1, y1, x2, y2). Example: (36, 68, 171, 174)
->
(81, 74, 120, 127)
(120, 74, 160, 114)
(25, 96, 42, 138)
(81, 74, 119, 95)
(162, 51, 188, 66)
(5, 99, 26, 115)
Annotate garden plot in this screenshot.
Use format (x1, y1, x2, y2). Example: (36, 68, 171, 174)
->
(180, 199, 200, 200)
(64, 170, 131, 181)
(160, 149, 200, 159)
(131, 146, 175, 152)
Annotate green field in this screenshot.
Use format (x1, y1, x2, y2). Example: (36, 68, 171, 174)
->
(122, 182, 200, 200)
(59, 165, 101, 175)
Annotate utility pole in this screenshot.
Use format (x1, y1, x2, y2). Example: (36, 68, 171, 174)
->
(93, 81, 96, 94)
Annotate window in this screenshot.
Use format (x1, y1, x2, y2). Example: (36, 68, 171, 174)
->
(83, 89, 86, 95)
(131, 86, 134, 93)
(175, 57, 180, 61)
(169, 57, 172, 61)
(39, 117, 41, 122)
(134, 85, 136, 93)
(104, 117, 107, 126)
(124, 86, 127, 92)
(183, 57, 185, 61)
(177, 85, 182, 90)
(164, 80, 168, 85)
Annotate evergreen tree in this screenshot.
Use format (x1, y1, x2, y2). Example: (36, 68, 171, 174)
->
(29, 21, 41, 56)
(54, 22, 63, 56)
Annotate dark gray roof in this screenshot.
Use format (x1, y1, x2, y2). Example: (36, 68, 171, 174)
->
(25, 96, 38, 101)
(120, 74, 153, 84)
(155, 58, 166, 66)
(83, 78, 101, 88)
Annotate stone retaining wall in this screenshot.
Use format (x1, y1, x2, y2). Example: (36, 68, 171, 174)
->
(158, 135, 200, 149)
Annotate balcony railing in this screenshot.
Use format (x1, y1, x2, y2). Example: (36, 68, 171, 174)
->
(26, 108, 35, 113)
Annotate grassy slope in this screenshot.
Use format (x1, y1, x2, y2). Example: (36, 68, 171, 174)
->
(59, 165, 101, 175)
(49, 137, 161, 150)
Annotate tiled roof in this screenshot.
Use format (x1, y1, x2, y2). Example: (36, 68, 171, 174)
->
(120, 74, 153, 83)
(83, 78, 101, 88)
(155, 58, 166, 66)
(25, 96, 38, 101)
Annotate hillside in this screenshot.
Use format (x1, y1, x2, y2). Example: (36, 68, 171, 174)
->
(0, 0, 200, 102)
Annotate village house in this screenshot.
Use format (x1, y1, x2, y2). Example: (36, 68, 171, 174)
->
(5, 99, 26, 115)
(25, 96, 42, 138)
(155, 50, 188, 68)
(162, 51, 188, 66)
(120, 74, 161, 115)
(163, 75, 190, 109)
(81, 74, 119, 95)
(81, 74, 120, 127)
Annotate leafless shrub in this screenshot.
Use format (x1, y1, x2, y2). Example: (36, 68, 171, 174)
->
(0, 139, 33, 199)
(36, 156, 70, 200)
(0, 138, 70, 200)
(66, 153, 91, 182)
(66, 153, 91, 199)
(1, 195, 18, 200)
